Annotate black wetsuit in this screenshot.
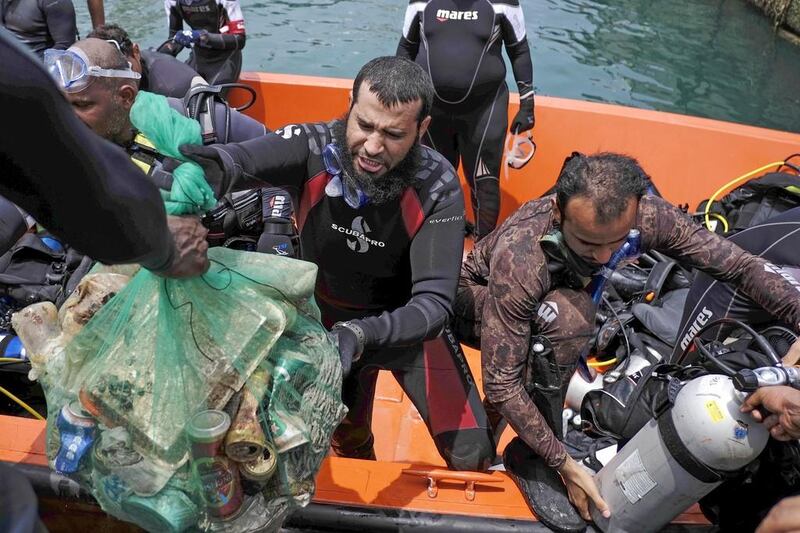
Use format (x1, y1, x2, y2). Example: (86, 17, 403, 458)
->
(0, 27, 174, 270)
(674, 208, 800, 360)
(202, 121, 494, 470)
(1, 0, 76, 58)
(397, 0, 534, 239)
(140, 49, 202, 99)
(158, 0, 245, 88)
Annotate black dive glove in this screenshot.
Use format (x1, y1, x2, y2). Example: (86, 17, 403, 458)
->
(179, 144, 236, 198)
(510, 95, 535, 134)
(331, 321, 366, 377)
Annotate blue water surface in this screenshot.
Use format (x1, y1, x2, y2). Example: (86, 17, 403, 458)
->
(75, 0, 800, 132)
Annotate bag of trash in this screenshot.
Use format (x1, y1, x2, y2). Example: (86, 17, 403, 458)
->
(57, 248, 293, 465)
(13, 92, 346, 532)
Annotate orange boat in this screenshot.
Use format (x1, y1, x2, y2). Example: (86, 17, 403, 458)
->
(2, 72, 800, 532)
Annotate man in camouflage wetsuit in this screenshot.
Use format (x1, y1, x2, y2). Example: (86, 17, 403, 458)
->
(454, 152, 800, 531)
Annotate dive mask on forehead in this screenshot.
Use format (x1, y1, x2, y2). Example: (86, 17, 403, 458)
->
(44, 47, 141, 93)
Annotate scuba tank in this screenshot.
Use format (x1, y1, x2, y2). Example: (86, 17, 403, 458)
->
(591, 373, 769, 533)
(590, 317, 784, 533)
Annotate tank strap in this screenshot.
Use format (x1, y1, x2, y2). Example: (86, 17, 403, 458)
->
(657, 410, 722, 483)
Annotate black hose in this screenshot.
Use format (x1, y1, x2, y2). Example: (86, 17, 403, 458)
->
(214, 83, 257, 112)
(676, 317, 782, 369)
(780, 153, 800, 174)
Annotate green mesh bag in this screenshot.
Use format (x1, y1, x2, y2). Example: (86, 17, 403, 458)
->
(23, 92, 346, 532)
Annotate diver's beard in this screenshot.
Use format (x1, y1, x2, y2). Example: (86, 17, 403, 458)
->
(105, 107, 135, 147)
(331, 117, 421, 205)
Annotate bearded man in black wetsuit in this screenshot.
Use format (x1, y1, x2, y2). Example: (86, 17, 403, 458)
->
(181, 56, 495, 471)
(397, 0, 535, 240)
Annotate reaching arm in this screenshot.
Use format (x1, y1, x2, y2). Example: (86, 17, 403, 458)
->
(356, 186, 465, 349)
(643, 196, 800, 330)
(498, 0, 535, 132)
(86, 0, 104, 28)
(199, 31, 245, 51)
(157, 1, 185, 56)
(179, 123, 315, 195)
(43, 0, 77, 51)
(197, 0, 245, 51)
(0, 29, 174, 270)
(396, 1, 424, 60)
(480, 246, 568, 468)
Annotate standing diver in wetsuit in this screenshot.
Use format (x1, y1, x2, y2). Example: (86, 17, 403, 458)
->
(397, 0, 535, 240)
(1, 0, 77, 58)
(181, 56, 495, 472)
(157, 0, 245, 90)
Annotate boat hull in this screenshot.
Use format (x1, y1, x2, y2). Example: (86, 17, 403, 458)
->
(6, 70, 800, 529)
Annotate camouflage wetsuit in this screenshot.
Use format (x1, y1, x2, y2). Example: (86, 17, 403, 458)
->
(455, 194, 800, 468)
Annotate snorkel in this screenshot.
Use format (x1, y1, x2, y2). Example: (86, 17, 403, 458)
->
(588, 229, 642, 305)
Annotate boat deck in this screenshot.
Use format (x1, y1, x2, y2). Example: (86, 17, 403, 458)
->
(0, 344, 711, 530)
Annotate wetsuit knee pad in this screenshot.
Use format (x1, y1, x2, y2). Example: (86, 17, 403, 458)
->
(435, 428, 495, 472)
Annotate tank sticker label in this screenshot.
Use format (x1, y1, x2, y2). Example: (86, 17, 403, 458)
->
(705, 400, 725, 423)
(616, 449, 657, 504)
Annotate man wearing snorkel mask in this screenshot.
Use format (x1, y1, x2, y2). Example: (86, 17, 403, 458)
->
(455, 152, 800, 532)
(181, 56, 495, 471)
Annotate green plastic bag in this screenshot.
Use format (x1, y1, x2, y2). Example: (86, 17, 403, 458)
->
(130, 90, 216, 215)
(63, 249, 295, 464)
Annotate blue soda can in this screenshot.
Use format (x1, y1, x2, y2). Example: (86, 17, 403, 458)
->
(0, 334, 27, 360)
(55, 401, 97, 473)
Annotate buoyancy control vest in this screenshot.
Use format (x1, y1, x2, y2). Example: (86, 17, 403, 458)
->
(0, 233, 93, 331)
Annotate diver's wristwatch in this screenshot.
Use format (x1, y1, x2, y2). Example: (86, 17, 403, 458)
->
(334, 320, 366, 361)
